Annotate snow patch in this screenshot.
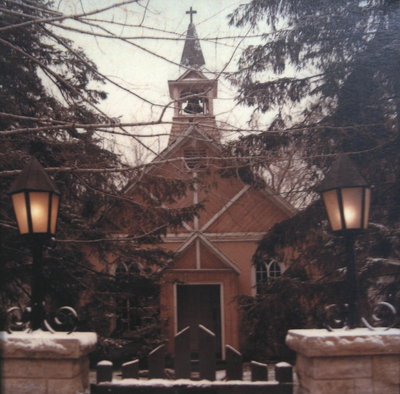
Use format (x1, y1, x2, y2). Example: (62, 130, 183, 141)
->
(1, 330, 97, 354)
(99, 378, 279, 387)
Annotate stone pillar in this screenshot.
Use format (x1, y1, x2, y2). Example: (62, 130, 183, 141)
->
(286, 328, 400, 394)
(0, 330, 97, 394)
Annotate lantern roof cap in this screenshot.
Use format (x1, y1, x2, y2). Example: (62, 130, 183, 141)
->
(317, 154, 369, 192)
(8, 157, 60, 194)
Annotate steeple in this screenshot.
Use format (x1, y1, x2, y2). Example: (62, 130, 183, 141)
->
(167, 8, 219, 146)
(180, 7, 205, 68)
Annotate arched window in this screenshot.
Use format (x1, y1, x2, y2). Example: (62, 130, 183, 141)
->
(179, 89, 209, 116)
(255, 260, 282, 294)
(255, 262, 268, 295)
(268, 260, 281, 279)
(115, 262, 128, 277)
(114, 262, 139, 333)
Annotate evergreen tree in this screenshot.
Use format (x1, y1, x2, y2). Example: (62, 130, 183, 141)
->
(229, 0, 400, 359)
(229, 0, 400, 209)
(0, 0, 195, 357)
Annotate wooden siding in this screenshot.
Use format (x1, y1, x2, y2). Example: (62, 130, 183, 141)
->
(207, 188, 288, 233)
(174, 243, 197, 269)
(199, 241, 232, 269)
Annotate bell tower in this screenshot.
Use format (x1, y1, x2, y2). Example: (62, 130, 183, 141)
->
(167, 8, 219, 145)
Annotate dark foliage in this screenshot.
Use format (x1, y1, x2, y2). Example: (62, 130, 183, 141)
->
(228, 0, 400, 208)
(230, 0, 400, 359)
(239, 277, 347, 362)
(0, 0, 196, 358)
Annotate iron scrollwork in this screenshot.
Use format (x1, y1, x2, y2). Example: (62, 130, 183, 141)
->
(324, 301, 397, 331)
(6, 305, 78, 333)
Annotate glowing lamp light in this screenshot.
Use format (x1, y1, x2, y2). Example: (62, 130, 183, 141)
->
(317, 155, 371, 232)
(8, 158, 60, 236)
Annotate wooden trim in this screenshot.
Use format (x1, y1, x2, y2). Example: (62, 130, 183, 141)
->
(172, 233, 241, 274)
(200, 185, 251, 232)
(205, 232, 265, 242)
(198, 234, 241, 274)
(196, 238, 201, 269)
(173, 282, 178, 336)
(174, 233, 197, 254)
(193, 173, 199, 231)
(220, 283, 226, 359)
(164, 232, 265, 243)
(260, 187, 297, 216)
(182, 222, 193, 232)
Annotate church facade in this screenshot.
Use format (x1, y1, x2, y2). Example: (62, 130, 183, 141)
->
(144, 11, 296, 356)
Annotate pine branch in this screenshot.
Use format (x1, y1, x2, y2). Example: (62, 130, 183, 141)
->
(0, 0, 138, 32)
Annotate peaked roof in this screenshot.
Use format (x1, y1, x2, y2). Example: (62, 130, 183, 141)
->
(158, 124, 221, 160)
(317, 154, 368, 191)
(175, 233, 241, 274)
(180, 22, 205, 68)
(8, 157, 60, 194)
(176, 68, 208, 81)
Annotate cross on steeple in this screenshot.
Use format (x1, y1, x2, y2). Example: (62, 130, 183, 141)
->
(186, 7, 197, 24)
(180, 7, 205, 68)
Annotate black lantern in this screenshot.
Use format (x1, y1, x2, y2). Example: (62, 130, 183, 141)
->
(318, 154, 372, 328)
(8, 157, 60, 236)
(317, 155, 371, 232)
(8, 157, 60, 330)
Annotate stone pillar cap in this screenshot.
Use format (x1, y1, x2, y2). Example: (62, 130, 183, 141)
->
(286, 328, 400, 357)
(1, 330, 97, 359)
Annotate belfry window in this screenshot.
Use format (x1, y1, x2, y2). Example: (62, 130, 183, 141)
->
(184, 148, 207, 170)
(255, 259, 281, 294)
(180, 90, 209, 115)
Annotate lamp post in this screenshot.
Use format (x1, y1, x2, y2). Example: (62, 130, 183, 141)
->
(8, 157, 60, 331)
(317, 155, 371, 328)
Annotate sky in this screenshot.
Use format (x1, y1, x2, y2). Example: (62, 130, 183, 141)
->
(52, 0, 260, 163)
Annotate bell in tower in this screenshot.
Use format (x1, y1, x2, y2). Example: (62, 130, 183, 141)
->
(167, 7, 219, 145)
(183, 97, 204, 114)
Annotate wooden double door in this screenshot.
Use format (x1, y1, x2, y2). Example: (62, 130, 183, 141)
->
(176, 284, 222, 357)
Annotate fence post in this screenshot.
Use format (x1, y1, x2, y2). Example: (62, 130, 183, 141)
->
(175, 326, 191, 379)
(198, 324, 216, 380)
(250, 360, 268, 381)
(96, 360, 113, 383)
(275, 362, 293, 394)
(275, 362, 293, 383)
(148, 343, 166, 378)
(122, 359, 139, 379)
(226, 345, 242, 380)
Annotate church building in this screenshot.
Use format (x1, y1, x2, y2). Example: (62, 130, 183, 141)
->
(146, 9, 296, 356)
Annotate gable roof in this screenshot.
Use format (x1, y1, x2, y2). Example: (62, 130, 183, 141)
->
(174, 232, 241, 274)
(123, 125, 220, 195)
(132, 123, 296, 215)
(156, 124, 221, 162)
(177, 69, 207, 81)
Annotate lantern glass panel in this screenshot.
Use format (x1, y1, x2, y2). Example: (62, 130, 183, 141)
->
(29, 192, 50, 233)
(341, 187, 363, 229)
(11, 192, 29, 234)
(363, 188, 371, 229)
(50, 193, 60, 234)
(322, 189, 342, 231)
